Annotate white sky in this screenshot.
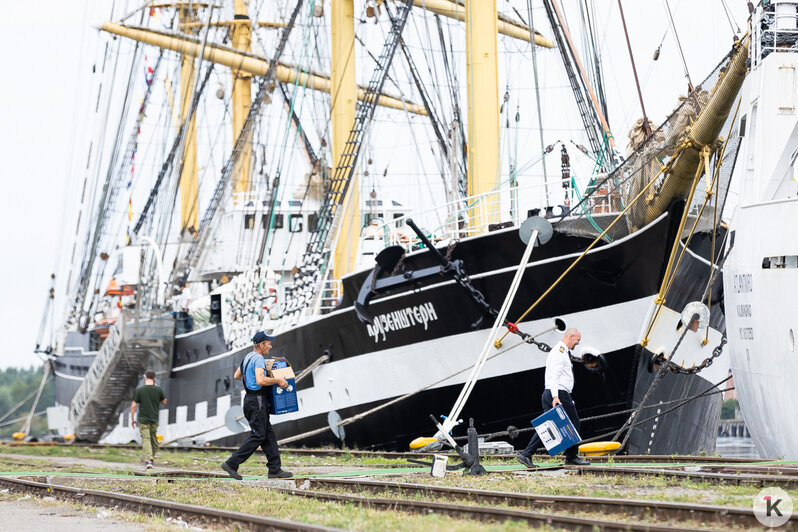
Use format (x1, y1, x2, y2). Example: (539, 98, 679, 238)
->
(0, 0, 748, 370)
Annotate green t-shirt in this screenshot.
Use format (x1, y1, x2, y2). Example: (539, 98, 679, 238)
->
(132, 384, 166, 425)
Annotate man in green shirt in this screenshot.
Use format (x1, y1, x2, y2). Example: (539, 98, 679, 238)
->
(131, 370, 167, 469)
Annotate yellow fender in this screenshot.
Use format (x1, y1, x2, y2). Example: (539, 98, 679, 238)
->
(409, 436, 437, 450)
(11, 432, 26, 441)
(578, 441, 622, 456)
(157, 434, 164, 443)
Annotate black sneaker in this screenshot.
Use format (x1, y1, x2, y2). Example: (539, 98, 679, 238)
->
(564, 457, 590, 466)
(516, 454, 537, 469)
(221, 462, 243, 480)
(268, 470, 293, 479)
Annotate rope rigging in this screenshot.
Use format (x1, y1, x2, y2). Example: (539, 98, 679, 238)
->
(525, 0, 551, 205)
(282, 0, 414, 319)
(256, 1, 319, 266)
(71, 30, 143, 321)
(175, 0, 307, 284)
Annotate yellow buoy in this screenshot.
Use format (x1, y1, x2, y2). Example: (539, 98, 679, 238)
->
(12, 432, 26, 441)
(157, 434, 164, 443)
(409, 436, 437, 450)
(64, 433, 76, 442)
(578, 441, 622, 456)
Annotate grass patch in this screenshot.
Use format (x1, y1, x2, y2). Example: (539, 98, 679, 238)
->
(53, 477, 551, 531)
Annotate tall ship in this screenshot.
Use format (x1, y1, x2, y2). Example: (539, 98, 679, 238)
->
(723, 0, 798, 460)
(39, 0, 741, 454)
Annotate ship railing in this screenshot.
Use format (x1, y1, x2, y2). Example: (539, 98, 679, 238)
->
(361, 178, 621, 250)
(752, 1, 798, 67)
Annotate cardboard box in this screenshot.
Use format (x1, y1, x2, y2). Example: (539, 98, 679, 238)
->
(531, 405, 581, 456)
(265, 358, 299, 415)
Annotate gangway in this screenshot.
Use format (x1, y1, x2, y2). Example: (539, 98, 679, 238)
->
(69, 312, 174, 441)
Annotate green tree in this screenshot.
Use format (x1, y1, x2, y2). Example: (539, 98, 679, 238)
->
(720, 398, 739, 420)
(0, 365, 55, 439)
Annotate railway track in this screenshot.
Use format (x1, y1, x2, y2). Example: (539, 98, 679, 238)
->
(295, 477, 767, 529)
(576, 465, 798, 489)
(278, 483, 708, 531)
(4, 465, 795, 530)
(0, 472, 726, 531)
(0, 475, 338, 531)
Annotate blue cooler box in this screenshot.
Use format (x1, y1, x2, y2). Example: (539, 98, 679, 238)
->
(269, 378, 298, 415)
(531, 405, 581, 456)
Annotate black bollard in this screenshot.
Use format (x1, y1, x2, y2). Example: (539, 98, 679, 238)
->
(464, 418, 487, 476)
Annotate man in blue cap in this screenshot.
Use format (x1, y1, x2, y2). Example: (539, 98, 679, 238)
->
(221, 331, 293, 479)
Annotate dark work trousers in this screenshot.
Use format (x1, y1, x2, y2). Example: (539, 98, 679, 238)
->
(226, 392, 282, 473)
(520, 389, 581, 460)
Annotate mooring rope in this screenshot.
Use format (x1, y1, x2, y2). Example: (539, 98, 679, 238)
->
(277, 338, 532, 445)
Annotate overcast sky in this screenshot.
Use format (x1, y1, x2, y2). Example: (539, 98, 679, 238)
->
(0, 1, 107, 370)
(0, 0, 748, 370)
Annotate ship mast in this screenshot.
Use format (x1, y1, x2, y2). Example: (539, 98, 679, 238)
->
(465, 0, 500, 228)
(330, 0, 360, 279)
(101, 1, 555, 278)
(229, 0, 253, 197)
(178, 4, 200, 235)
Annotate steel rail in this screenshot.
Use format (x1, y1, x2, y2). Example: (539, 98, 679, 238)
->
(0, 475, 339, 532)
(279, 485, 704, 532)
(704, 465, 798, 476)
(296, 477, 764, 529)
(576, 465, 798, 489)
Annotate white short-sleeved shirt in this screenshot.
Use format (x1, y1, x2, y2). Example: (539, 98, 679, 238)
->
(544, 340, 574, 398)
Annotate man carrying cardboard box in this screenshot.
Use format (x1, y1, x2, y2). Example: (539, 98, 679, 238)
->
(221, 331, 293, 480)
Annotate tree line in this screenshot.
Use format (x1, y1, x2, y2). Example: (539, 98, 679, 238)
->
(0, 366, 54, 439)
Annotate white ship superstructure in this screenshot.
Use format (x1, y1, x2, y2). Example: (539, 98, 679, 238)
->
(723, 0, 798, 459)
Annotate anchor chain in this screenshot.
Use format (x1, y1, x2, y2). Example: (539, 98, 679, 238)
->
(504, 321, 552, 352)
(525, 336, 553, 352)
(452, 266, 553, 352)
(452, 264, 497, 318)
(654, 332, 727, 375)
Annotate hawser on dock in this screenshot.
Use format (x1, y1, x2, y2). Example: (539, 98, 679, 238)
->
(723, 0, 798, 460)
(38, 1, 741, 454)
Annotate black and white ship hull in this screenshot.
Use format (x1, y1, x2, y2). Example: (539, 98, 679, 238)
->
(50, 210, 727, 455)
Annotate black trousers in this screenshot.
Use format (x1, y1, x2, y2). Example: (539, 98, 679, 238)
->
(521, 389, 581, 460)
(226, 392, 282, 473)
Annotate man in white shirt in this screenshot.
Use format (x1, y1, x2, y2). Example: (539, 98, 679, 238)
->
(517, 328, 590, 467)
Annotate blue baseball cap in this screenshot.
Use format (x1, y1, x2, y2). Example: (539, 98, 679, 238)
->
(252, 331, 275, 344)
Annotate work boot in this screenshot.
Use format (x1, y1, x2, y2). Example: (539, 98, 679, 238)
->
(268, 470, 293, 479)
(564, 456, 590, 466)
(221, 462, 243, 480)
(516, 454, 537, 469)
